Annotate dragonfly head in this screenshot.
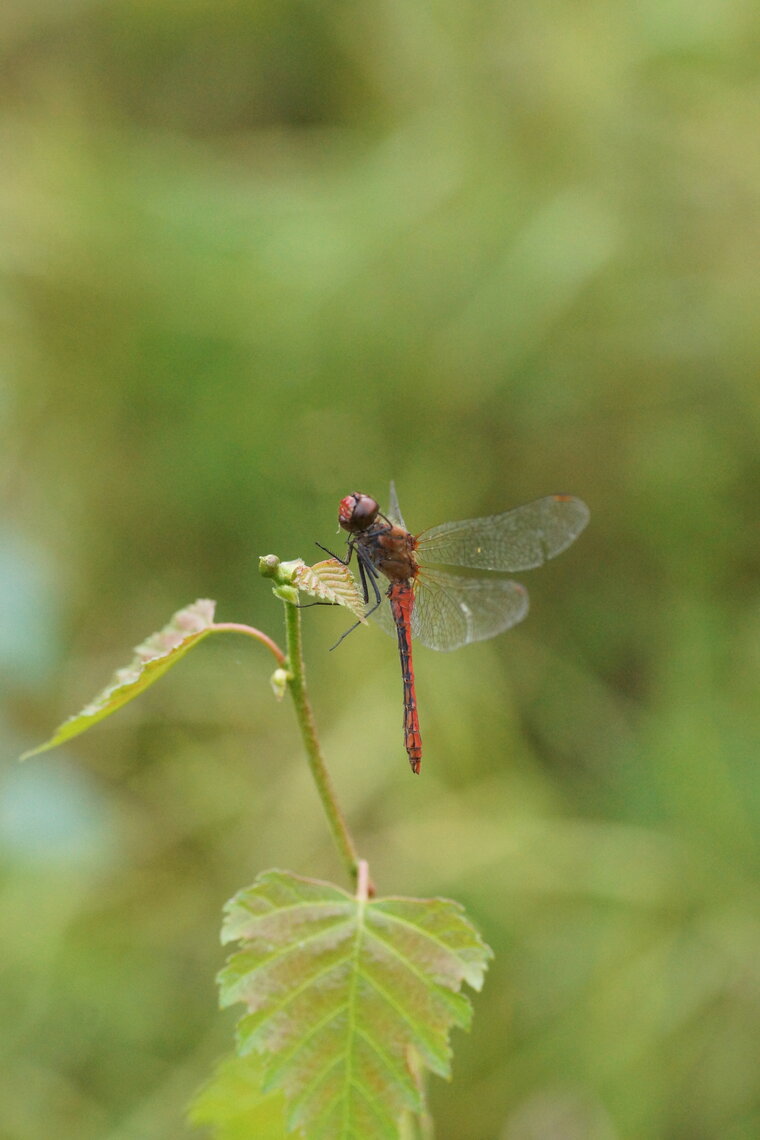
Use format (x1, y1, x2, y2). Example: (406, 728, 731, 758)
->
(338, 492, 379, 533)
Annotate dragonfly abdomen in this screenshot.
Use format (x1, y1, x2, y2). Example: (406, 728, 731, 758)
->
(388, 582, 423, 774)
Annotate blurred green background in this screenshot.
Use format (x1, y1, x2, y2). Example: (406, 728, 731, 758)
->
(2, 1, 759, 1137)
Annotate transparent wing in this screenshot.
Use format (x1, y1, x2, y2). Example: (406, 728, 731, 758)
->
(368, 592, 397, 640)
(409, 569, 529, 651)
(417, 495, 589, 572)
(367, 569, 530, 649)
(386, 480, 407, 530)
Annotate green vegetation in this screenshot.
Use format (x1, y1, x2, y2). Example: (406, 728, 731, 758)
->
(1, 1, 758, 1137)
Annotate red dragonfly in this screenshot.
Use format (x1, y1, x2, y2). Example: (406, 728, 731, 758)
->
(335, 483, 589, 774)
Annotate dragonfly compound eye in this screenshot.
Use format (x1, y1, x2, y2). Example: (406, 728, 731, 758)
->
(338, 493, 379, 532)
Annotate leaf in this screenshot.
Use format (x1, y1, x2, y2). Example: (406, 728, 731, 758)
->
(290, 559, 367, 623)
(22, 599, 217, 759)
(188, 1052, 293, 1140)
(219, 870, 492, 1140)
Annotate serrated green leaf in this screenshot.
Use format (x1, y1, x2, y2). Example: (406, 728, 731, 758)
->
(188, 1052, 293, 1140)
(218, 870, 492, 1140)
(22, 599, 217, 759)
(289, 559, 367, 622)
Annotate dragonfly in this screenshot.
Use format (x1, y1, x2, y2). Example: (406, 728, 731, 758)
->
(333, 483, 589, 774)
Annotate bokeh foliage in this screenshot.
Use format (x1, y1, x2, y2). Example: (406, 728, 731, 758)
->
(1, 0, 759, 1137)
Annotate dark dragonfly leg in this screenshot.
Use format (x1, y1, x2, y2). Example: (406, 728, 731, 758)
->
(306, 540, 376, 628)
(330, 549, 385, 651)
(387, 581, 422, 774)
(296, 540, 356, 609)
(315, 541, 350, 564)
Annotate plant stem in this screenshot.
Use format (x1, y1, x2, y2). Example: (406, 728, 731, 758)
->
(282, 597, 362, 887)
(210, 622, 286, 665)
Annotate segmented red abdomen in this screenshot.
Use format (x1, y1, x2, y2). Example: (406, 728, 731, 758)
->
(388, 581, 422, 774)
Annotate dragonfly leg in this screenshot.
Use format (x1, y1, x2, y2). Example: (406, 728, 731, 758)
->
(298, 539, 358, 610)
(329, 554, 385, 651)
(315, 540, 353, 566)
(354, 552, 386, 614)
(296, 538, 359, 611)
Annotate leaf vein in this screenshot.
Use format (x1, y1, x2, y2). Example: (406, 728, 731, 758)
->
(354, 1024, 415, 1088)
(241, 953, 349, 1041)
(227, 911, 353, 977)
(369, 907, 474, 969)
(355, 964, 433, 1048)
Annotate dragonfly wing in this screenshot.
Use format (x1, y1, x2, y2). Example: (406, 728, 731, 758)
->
(411, 569, 530, 651)
(386, 480, 408, 530)
(368, 595, 397, 640)
(418, 495, 589, 572)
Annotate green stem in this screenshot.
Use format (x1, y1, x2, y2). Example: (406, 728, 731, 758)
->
(282, 597, 361, 886)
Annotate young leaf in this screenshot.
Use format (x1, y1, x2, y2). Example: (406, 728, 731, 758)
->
(188, 1052, 293, 1140)
(22, 599, 217, 759)
(219, 870, 492, 1140)
(289, 559, 367, 622)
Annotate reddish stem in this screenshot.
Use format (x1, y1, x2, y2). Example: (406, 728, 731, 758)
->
(210, 622, 286, 666)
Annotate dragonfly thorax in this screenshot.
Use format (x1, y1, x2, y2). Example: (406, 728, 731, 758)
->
(368, 527, 419, 583)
